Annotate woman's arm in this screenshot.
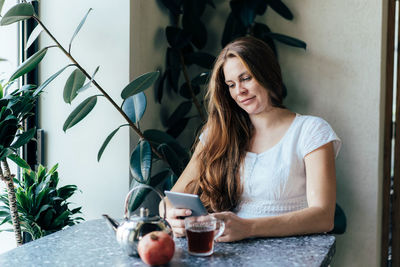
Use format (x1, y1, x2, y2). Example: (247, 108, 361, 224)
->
(159, 142, 204, 236)
(213, 142, 336, 242)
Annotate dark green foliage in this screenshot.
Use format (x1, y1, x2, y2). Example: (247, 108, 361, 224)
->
(0, 164, 84, 240)
(0, 81, 39, 163)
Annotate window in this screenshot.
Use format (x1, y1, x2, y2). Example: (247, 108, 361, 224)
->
(0, 0, 22, 254)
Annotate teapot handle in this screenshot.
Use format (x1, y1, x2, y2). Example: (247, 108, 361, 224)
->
(123, 184, 167, 220)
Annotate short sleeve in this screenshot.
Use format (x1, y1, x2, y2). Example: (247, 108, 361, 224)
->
(300, 117, 341, 158)
(198, 129, 208, 145)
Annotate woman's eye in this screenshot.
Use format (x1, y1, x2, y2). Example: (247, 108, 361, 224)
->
(242, 76, 251, 81)
(227, 83, 235, 88)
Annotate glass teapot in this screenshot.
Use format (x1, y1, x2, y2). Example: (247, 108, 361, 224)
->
(102, 184, 172, 256)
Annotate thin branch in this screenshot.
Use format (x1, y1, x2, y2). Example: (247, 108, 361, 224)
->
(1, 161, 22, 246)
(33, 16, 164, 160)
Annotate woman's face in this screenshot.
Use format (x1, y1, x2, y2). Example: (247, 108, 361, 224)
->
(223, 57, 271, 116)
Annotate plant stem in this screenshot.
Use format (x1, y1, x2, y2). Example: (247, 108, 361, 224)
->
(0, 160, 22, 246)
(179, 51, 206, 122)
(33, 16, 164, 160)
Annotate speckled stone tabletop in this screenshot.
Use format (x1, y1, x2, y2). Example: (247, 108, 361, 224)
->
(0, 219, 335, 267)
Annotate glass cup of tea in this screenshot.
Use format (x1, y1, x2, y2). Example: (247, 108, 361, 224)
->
(184, 215, 225, 256)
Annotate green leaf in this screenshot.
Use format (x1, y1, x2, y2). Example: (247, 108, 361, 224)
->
(63, 69, 86, 104)
(97, 125, 128, 161)
(34, 65, 73, 97)
(265, 32, 306, 49)
(34, 204, 52, 221)
(0, 0, 4, 15)
(130, 140, 152, 183)
(191, 71, 210, 86)
(9, 48, 47, 82)
(184, 52, 215, 69)
(25, 24, 43, 51)
(179, 82, 200, 99)
(121, 92, 146, 123)
(128, 179, 151, 212)
(149, 170, 170, 188)
(165, 26, 192, 49)
(11, 127, 36, 148)
(157, 143, 184, 177)
(52, 210, 70, 228)
(167, 101, 192, 127)
(182, 15, 207, 49)
(120, 71, 160, 99)
(77, 66, 100, 93)
(267, 0, 293, 20)
(0, 3, 34, 26)
(160, 0, 182, 16)
(166, 117, 190, 138)
(143, 129, 177, 146)
(0, 210, 9, 217)
(221, 12, 246, 47)
(7, 154, 30, 169)
(0, 215, 11, 226)
(57, 185, 78, 200)
(69, 8, 93, 52)
(63, 96, 97, 132)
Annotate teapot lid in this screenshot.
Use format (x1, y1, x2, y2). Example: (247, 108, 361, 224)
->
(130, 207, 162, 223)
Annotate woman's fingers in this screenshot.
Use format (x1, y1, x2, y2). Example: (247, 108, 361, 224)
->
(167, 208, 192, 219)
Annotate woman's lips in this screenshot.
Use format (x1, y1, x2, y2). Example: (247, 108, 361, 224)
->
(240, 96, 256, 104)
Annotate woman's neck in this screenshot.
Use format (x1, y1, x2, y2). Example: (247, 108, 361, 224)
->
(249, 107, 292, 132)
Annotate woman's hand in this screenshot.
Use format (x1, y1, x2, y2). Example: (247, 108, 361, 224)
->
(212, 211, 251, 242)
(165, 207, 192, 237)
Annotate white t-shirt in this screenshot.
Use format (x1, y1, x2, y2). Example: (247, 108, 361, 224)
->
(200, 114, 341, 218)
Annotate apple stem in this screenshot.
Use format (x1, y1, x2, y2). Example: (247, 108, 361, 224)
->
(150, 234, 159, 241)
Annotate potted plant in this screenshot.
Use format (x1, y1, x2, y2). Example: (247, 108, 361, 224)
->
(0, 164, 83, 242)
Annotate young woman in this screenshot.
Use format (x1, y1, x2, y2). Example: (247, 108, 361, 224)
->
(160, 36, 341, 242)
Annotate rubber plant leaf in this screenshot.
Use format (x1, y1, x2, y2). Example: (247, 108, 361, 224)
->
(9, 48, 47, 81)
(157, 143, 183, 177)
(221, 12, 246, 47)
(160, 0, 182, 16)
(34, 65, 73, 97)
(8, 154, 30, 169)
(130, 139, 152, 184)
(121, 91, 146, 123)
(77, 66, 100, 94)
(267, 0, 293, 20)
(191, 71, 210, 86)
(11, 127, 36, 149)
(264, 32, 306, 49)
(149, 170, 170, 188)
(25, 24, 43, 51)
(128, 179, 152, 212)
(69, 8, 93, 52)
(182, 14, 207, 49)
(166, 117, 190, 138)
(63, 95, 97, 132)
(166, 26, 191, 49)
(166, 101, 192, 127)
(63, 69, 86, 104)
(97, 124, 128, 162)
(0, 0, 5, 15)
(121, 71, 160, 99)
(184, 52, 216, 69)
(0, 3, 34, 26)
(179, 82, 200, 99)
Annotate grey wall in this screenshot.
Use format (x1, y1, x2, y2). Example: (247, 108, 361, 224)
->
(130, 1, 386, 266)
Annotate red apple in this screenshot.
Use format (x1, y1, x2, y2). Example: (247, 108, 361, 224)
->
(138, 231, 175, 265)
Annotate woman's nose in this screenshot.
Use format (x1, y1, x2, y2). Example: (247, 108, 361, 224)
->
(235, 84, 247, 94)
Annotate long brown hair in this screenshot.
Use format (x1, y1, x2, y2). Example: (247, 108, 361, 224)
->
(186, 36, 285, 212)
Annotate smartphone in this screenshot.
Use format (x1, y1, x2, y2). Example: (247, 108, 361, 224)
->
(164, 191, 208, 217)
